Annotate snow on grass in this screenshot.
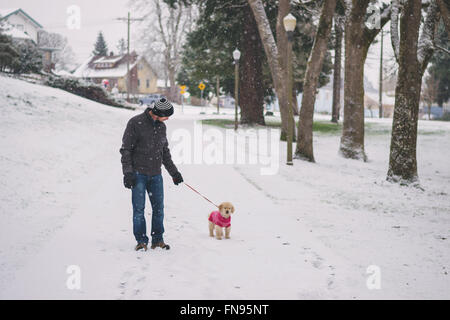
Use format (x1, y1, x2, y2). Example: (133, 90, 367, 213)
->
(0, 75, 449, 299)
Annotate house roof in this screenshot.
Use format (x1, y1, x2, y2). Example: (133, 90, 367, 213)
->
(0, 8, 43, 28)
(72, 55, 139, 79)
(93, 56, 124, 64)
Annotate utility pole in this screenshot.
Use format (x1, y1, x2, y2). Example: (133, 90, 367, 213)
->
(379, 28, 384, 118)
(216, 76, 220, 114)
(117, 12, 144, 102)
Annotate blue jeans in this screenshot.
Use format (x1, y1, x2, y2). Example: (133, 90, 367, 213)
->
(132, 172, 164, 245)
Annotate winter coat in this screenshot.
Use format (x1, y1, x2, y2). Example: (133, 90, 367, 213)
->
(120, 108, 178, 177)
(208, 211, 231, 228)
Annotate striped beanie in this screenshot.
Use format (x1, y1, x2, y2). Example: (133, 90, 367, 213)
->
(152, 97, 174, 117)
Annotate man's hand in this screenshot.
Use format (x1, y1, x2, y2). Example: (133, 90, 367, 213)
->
(172, 172, 183, 185)
(123, 172, 136, 189)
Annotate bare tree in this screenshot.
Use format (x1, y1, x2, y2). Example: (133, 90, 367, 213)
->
(295, 0, 337, 162)
(37, 30, 76, 72)
(130, 0, 197, 100)
(387, 0, 440, 184)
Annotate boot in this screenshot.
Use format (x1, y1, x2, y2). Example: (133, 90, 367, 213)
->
(151, 241, 170, 250)
(135, 243, 148, 251)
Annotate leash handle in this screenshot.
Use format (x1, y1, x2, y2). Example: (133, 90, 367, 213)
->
(184, 182, 219, 209)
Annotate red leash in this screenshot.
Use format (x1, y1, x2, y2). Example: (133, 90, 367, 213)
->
(184, 182, 219, 208)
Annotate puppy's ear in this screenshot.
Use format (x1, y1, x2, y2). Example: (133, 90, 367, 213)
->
(231, 204, 235, 213)
(218, 203, 223, 211)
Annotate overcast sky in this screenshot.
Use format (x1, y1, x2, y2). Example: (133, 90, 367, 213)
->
(0, 0, 133, 64)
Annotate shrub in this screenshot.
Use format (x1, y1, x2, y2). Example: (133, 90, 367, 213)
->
(440, 112, 450, 121)
(12, 41, 42, 74)
(45, 76, 133, 109)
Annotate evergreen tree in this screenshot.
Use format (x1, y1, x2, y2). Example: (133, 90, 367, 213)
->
(12, 41, 43, 74)
(177, 0, 332, 115)
(0, 29, 19, 72)
(92, 31, 108, 56)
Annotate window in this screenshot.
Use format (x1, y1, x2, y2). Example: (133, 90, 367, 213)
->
(15, 24, 24, 31)
(138, 79, 140, 87)
(146, 79, 150, 88)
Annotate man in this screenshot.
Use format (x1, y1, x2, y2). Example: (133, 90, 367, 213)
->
(120, 98, 183, 251)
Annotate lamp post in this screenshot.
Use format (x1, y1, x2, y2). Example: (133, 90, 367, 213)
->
(283, 13, 296, 166)
(233, 48, 241, 131)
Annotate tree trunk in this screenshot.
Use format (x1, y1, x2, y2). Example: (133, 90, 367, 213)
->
(331, 14, 343, 123)
(339, 1, 390, 161)
(339, 1, 370, 161)
(276, 0, 296, 132)
(387, 0, 439, 184)
(248, 0, 290, 140)
(168, 64, 178, 102)
(240, 4, 265, 125)
(295, 0, 337, 162)
(276, 0, 290, 81)
(379, 29, 384, 118)
(292, 90, 299, 116)
(387, 1, 422, 184)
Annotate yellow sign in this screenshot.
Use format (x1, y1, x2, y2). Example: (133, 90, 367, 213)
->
(198, 83, 205, 91)
(180, 85, 186, 90)
(180, 90, 186, 94)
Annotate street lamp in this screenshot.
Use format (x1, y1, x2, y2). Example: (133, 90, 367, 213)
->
(283, 13, 296, 166)
(233, 48, 241, 131)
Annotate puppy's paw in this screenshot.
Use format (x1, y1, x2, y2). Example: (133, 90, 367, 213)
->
(209, 233, 214, 237)
(225, 236, 230, 239)
(216, 237, 222, 240)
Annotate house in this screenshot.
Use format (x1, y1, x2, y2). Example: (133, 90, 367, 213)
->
(0, 8, 42, 43)
(294, 74, 395, 118)
(0, 8, 59, 71)
(72, 52, 159, 95)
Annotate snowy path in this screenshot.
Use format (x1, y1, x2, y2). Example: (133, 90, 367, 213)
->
(0, 75, 449, 299)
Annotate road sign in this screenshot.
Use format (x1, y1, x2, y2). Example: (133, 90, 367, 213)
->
(180, 85, 186, 95)
(198, 83, 205, 91)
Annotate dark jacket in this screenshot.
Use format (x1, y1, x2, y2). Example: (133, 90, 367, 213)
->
(120, 108, 178, 177)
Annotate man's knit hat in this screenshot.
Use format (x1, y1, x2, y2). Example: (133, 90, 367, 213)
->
(152, 98, 174, 117)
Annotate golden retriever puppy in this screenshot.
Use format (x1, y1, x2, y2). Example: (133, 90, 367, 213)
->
(208, 202, 235, 240)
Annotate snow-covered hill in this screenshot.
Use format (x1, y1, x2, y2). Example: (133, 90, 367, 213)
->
(0, 75, 449, 299)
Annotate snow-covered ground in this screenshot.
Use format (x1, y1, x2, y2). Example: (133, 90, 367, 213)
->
(0, 75, 449, 299)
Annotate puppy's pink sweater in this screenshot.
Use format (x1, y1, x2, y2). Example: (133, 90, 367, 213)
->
(209, 210, 231, 228)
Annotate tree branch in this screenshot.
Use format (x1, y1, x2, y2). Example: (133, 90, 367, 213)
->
(155, 0, 169, 48)
(390, 0, 400, 62)
(418, 0, 440, 73)
(435, 44, 450, 55)
(364, 4, 391, 45)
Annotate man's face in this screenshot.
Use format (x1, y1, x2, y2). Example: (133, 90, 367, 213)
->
(150, 111, 169, 122)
